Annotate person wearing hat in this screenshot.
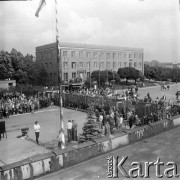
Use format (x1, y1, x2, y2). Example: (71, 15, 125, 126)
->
(34, 121, 40, 144)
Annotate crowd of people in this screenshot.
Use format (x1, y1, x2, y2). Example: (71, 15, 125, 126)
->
(0, 91, 52, 119)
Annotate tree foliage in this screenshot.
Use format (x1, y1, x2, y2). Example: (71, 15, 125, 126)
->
(79, 103, 102, 143)
(144, 64, 180, 82)
(91, 70, 120, 86)
(0, 49, 51, 86)
(117, 67, 140, 84)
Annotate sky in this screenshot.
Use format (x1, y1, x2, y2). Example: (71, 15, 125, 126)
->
(0, 0, 180, 63)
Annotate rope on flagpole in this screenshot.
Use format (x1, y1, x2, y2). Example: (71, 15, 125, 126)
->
(55, 0, 65, 149)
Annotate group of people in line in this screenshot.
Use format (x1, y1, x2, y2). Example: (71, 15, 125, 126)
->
(0, 92, 52, 119)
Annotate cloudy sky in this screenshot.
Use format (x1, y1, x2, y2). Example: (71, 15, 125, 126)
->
(0, 0, 180, 63)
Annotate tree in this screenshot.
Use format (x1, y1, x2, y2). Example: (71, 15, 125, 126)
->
(91, 70, 120, 86)
(144, 65, 158, 81)
(0, 50, 14, 79)
(14, 69, 28, 84)
(79, 103, 102, 143)
(117, 67, 140, 84)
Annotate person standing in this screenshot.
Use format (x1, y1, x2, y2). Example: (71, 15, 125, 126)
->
(67, 120, 73, 142)
(99, 113, 103, 129)
(72, 120, 78, 141)
(118, 115, 123, 131)
(34, 121, 40, 144)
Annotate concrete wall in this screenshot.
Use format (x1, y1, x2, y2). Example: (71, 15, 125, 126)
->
(1, 116, 180, 180)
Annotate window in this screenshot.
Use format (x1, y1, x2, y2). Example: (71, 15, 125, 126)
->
(45, 63, 48, 68)
(118, 62, 121, 68)
(38, 54, 42, 59)
(72, 72, 76, 79)
(50, 62, 53, 68)
(48, 53, 51, 58)
(71, 51, 75, 58)
(72, 62, 76, 69)
(129, 62, 133, 67)
(86, 52, 90, 58)
(79, 62, 83, 68)
(54, 73, 56, 77)
(63, 62, 68, 68)
(139, 53, 142, 59)
(118, 53, 122, 59)
(134, 54, 137, 59)
(87, 62, 90, 68)
(94, 62, 97, 68)
(44, 53, 47, 58)
(113, 62, 116, 68)
(107, 53, 110, 59)
(64, 73, 68, 81)
(79, 51, 83, 58)
(63, 51, 67, 57)
(124, 54, 127, 59)
(94, 52, 97, 57)
(134, 62, 137, 68)
(100, 52, 103, 58)
(129, 54, 133, 59)
(100, 62, 104, 68)
(113, 53, 116, 59)
(139, 62, 142, 67)
(87, 72, 90, 78)
(124, 62, 127, 67)
(107, 62, 110, 68)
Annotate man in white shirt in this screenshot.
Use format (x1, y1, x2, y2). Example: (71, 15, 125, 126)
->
(67, 120, 73, 142)
(34, 121, 40, 144)
(99, 113, 103, 129)
(118, 115, 123, 131)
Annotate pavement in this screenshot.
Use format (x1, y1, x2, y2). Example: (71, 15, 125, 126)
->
(0, 107, 87, 166)
(37, 126, 180, 180)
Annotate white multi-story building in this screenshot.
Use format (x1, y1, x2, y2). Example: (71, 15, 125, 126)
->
(36, 42, 144, 83)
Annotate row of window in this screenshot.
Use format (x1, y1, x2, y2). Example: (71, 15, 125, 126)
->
(63, 50, 142, 59)
(44, 61, 142, 70)
(63, 62, 142, 69)
(44, 62, 53, 69)
(39, 52, 53, 59)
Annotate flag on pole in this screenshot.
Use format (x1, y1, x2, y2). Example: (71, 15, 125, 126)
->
(35, 0, 46, 17)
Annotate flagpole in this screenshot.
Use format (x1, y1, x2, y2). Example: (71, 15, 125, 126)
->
(55, 0, 65, 149)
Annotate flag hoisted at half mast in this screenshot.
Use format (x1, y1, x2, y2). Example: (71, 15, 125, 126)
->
(35, 0, 46, 17)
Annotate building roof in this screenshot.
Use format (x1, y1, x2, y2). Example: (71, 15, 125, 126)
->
(36, 42, 144, 52)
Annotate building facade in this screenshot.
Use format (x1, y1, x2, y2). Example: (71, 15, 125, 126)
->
(36, 42, 144, 83)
